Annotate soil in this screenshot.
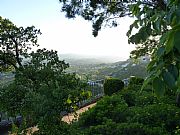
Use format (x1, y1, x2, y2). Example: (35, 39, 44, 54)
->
(62, 103, 96, 124)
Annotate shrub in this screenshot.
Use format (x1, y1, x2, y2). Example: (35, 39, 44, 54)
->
(130, 104, 180, 133)
(118, 86, 138, 107)
(84, 122, 169, 135)
(78, 95, 128, 127)
(115, 123, 169, 135)
(103, 78, 124, 96)
(118, 84, 158, 107)
(83, 120, 117, 135)
(129, 76, 144, 86)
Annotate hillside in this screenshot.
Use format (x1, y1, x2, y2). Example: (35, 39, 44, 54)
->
(0, 55, 149, 84)
(64, 55, 150, 81)
(97, 58, 149, 80)
(59, 54, 123, 65)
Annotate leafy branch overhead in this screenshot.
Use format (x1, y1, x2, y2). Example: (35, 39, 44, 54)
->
(59, 0, 167, 37)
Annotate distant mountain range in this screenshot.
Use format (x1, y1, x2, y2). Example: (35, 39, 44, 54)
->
(59, 54, 125, 65)
(63, 54, 150, 81)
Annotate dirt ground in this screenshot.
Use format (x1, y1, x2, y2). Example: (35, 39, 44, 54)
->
(62, 103, 96, 124)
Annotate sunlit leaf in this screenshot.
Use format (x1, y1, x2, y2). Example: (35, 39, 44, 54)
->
(67, 98, 72, 104)
(87, 91, 92, 97)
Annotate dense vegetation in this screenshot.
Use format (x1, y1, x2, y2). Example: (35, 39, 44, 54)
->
(62, 80, 180, 135)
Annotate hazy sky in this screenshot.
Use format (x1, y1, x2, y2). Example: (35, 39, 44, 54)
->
(0, 0, 135, 60)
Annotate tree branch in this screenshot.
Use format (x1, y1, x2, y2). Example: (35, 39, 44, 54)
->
(105, 12, 132, 22)
(1, 52, 18, 69)
(6, 31, 23, 68)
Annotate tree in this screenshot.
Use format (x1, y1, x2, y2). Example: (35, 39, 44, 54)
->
(59, 0, 180, 97)
(0, 17, 91, 134)
(0, 16, 41, 71)
(0, 48, 87, 134)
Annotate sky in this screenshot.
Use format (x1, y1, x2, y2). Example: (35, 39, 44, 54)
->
(0, 0, 135, 60)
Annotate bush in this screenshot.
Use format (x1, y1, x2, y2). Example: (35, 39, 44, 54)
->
(129, 76, 144, 86)
(84, 122, 169, 135)
(115, 123, 169, 135)
(103, 78, 124, 96)
(78, 95, 128, 127)
(130, 104, 180, 133)
(118, 84, 157, 107)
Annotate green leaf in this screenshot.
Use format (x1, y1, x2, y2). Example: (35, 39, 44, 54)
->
(87, 91, 92, 97)
(174, 30, 180, 53)
(168, 64, 179, 80)
(150, 14, 157, 22)
(141, 32, 149, 42)
(129, 34, 141, 44)
(72, 105, 78, 110)
(175, 8, 180, 23)
(165, 31, 175, 54)
(156, 61, 164, 70)
(141, 73, 156, 91)
(147, 60, 156, 71)
(127, 23, 134, 37)
(176, 74, 180, 87)
(153, 18, 161, 31)
(171, 15, 177, 26)
(156, 47, 165, 58)
(152, 77, 166, 97)
(175, 52, 180, 62)
(177, 88, 180, 93)
(130, 4, 140, 16)
(146, 23, 152, 35)
(67, 98, 72, 104)
(141, 77, 152, 91)
(81, 90, 85, 96)
(162, 71, 176, 90)
(139, 19, 143, 26)
(159, 32, 168, 45)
